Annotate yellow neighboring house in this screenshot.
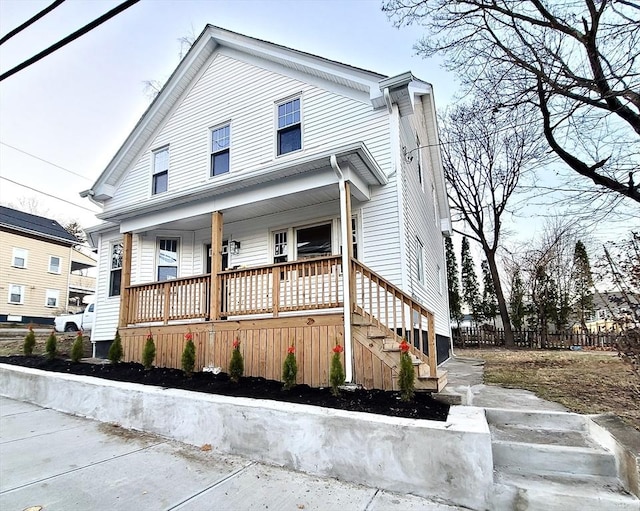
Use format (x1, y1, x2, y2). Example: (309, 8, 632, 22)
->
(0, 206, 96, 326)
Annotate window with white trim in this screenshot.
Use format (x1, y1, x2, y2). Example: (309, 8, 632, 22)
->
(416, 238, 424, 284)
(211, 124, 230, 176)
(437, 264, 443, 294)
(273, 230, 288, 263)
(152, 147, 169, 195)
(49, 255, 61, 274)
(296, 223, 331, 259)
(109, 243, 123, 297)
(157, 238, 179, 281)
(45, 289, 60, 307)
(277, 97, 301, 155)
(351, 216, 358, 259)
(12, 248, 28, 268)
(8, 284, 24, 304)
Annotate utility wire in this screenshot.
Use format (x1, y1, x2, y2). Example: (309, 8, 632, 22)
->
(0, 176, 100, 213)
(0, 0, 67, 46)
(0, 141, 92, 181)
(0, 0, 141, 82)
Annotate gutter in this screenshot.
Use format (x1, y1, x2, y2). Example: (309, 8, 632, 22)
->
(79, 189, 104, 209)
(330, 154, 353, 384)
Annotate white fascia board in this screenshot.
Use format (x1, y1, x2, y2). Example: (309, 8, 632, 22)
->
(341, 165, 371, 202)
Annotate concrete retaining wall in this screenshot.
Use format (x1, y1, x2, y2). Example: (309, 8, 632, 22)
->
(0, 364, 494, 509)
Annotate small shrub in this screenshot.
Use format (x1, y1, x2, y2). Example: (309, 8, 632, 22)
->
(108, 330, 123, 363)
(45, 331, 57, 360)
(282, 345, 297, 390)
(398, 341, 415, 401)
(23, 326, 36, 355)
(330, 344, 345, 397)
(182, 331, 196, 376)
(70, 332, 84, 363)
(229, 338, 244, 383)
(142, 332, 156, 369)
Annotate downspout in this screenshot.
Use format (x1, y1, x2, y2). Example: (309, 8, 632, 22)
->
(330, 154, 353, 383)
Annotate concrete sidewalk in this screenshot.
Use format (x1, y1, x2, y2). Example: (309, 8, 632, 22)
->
(0, 396, 462, 511)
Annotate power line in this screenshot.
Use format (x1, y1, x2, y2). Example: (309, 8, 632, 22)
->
(0, 176, 100, 213)
(0, 141, 92, 181)
(0, 0, 141, 82)
(0, 0, 67, 46)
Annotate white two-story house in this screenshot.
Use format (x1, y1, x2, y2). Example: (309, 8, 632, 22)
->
(82, 26, 452, 391)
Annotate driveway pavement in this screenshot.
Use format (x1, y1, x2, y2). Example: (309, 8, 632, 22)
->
(0, 396, 462, 511)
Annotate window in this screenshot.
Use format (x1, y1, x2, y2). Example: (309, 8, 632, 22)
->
(277, 98, 301, 155)
(273, 231, 288, 263)
(49, 256, 61, 274)
(8, 284, 24, 304)
(157, 238, 178, 281)
(437, 265, 443, 295)
(109, 243, 123, 297)
(416, 135, 423, 188)
(351, 216, 358, 259)
(296, 223, 331, 259)
(416, 238, 424, 284)
(45, 289, 60, 307)
(12, 248, 28, 268)
(211, 124, 230, 176)
(152, 147, 169, 194)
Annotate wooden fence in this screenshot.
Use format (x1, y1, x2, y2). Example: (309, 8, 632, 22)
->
(452, 327, 618, 349)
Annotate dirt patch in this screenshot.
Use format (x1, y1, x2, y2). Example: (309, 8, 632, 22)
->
(459, 348, 640, 430)
(0, 355, 449, 422)
(0, 333, 92, 358)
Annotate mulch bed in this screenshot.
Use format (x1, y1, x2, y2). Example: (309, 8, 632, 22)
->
(0, 355, 449, 421)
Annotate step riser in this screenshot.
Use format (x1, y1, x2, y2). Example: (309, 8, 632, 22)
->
(486, 409, 588, 432)
(493, 442, 617, 477)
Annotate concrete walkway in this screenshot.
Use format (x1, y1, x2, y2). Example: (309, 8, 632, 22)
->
(0, 396, 462, 511)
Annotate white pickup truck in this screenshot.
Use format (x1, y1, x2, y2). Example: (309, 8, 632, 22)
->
(54, 303, 95, 333)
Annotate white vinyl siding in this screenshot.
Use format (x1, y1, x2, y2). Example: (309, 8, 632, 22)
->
(92, 230, 122, 342)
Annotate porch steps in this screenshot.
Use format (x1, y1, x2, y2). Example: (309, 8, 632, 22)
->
(487, 409, 639, 510)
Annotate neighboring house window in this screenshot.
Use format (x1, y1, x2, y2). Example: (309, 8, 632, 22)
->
(416, 238, 424, 284)
(273, 230, 288, 263)
(152, 147, 169, 195)
(211, 124, 230, 176)
(12, 248, 28, 268)
(157, 238, 179, 281)
(277, 97, 301, 155)
(49, 256, 61, 274)
(45, 289, 60, 307)
(109, 243, 123, 297)
(8, 284, 24, 304)
(416, 135, 423, 188)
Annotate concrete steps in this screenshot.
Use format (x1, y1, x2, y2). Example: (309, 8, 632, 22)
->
(487, 409, 640, 510)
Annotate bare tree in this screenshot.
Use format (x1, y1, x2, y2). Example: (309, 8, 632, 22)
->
(440, 99, 545, 346)
(143, 30, 196, 100)
(384, 0, 640, 204)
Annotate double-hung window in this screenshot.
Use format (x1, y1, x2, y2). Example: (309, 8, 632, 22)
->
(12, 248, 27, 268)
(49, 255, 61, 274)
(152, 147, 169, 195)
(8, 284, 24, 304)
(277, 98, 301, 155)
(416, 238, 425, 284)
(45, 289, 60, 307)
(109, 243, 123, 297)
(211, 124, 230, 176)
(157, 238, 179, 281)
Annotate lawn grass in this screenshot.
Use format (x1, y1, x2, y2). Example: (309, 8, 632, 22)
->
(458, 348, 640, 430)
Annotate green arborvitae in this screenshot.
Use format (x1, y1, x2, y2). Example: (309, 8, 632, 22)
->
(108, 330, 123, 363)
(23, 327, 36, 355)
(181, 339, 196, 376)
(142, 334, 156, 369)
(398, 344, 415, 401)
(461, 237, 480, 325)
(509, 270, 526, 331)
(329, 346, 345, 397)
(229, 340, 244, 382)
(282, 346, 298, 390)
(45, 331, 57, 360)
(70, 332, 84, 363)
(573, 240, 594, 329)
(445, 237, 462, 324)
(481, 260, 498, 324)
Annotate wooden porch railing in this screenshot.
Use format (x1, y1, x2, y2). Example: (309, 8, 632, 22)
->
(351, 259, 438, 377)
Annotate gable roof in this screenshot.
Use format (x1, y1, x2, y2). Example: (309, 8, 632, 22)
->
(0, 206, 78, 245)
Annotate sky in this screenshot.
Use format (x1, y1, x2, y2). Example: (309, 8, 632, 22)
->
(0, 0, 456, 228)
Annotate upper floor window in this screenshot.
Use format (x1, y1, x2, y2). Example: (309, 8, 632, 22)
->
(8, 284, 24, 304)
(49, 256, 61, 274)
(152, 147, 169, 195)
(416, 238, 424, 284)
(109, 242, 123, 297)
(12, 248, 28, 268)
(277, 98, 301, 155)
(45, 289, 60, 307)
(211, 124, 230, 176)
(157, 238, 179, 281)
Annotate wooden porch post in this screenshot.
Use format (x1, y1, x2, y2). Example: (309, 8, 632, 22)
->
(118, 232, 133, 328)
(344, 182, 356, 306)
(210, 212, 223, 320)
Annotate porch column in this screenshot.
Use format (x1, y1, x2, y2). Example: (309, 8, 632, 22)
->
(210, 212, 223, 320)
(118, 232, 133, 328)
